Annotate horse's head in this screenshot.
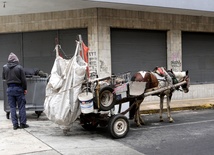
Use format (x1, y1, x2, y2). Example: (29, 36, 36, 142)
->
(173, 70, 190, 93)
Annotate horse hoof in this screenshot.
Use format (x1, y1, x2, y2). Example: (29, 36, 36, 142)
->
(136, 123, 141, 127)
(140, 122, 145, 125)
(160, 119, 164, 122)
(169, 118, 174, 123)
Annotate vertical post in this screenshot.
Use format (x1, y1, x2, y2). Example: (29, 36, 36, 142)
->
(55, 37, 60, 57)
(78, 34, 84, 60)
(167, 30, 182, 71)
(78, 34, 89, 94)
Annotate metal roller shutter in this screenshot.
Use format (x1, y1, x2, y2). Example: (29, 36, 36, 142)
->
(182, 32, 214, 84)
(0, 33, 22, 99)
(23, 28, 87, 73)
(111, 28, 167, 76)
(23, 30, 57, 73)
(0, 28, 87, 100)
(58, 29, 88, 58)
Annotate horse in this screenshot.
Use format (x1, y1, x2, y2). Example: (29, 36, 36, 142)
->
(129, 67, 190, 126)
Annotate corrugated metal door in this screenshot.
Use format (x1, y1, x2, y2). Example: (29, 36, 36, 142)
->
(23, 28, 87, 73)
(182, 32, 214, 84)
(0, 33, 22, 99)
(58, 29, 88, 58)
(23, 30, 57, 73)
(0, 28, 87, 100)
(111, 28, 167, 76)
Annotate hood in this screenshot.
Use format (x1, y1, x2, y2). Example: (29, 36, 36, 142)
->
(7, 53, 19, 68)
(8, 52, 19, 63)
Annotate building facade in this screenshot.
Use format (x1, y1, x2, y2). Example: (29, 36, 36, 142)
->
(1, 4, 214, 100)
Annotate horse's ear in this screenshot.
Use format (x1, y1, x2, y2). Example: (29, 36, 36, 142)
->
(153, 66, 158, 71)
(186, 70, 189, 75)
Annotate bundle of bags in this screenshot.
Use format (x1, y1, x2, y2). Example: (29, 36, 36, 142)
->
(44, 43, 87, 130)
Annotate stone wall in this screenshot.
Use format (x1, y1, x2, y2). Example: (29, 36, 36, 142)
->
(1, 8, 214, 77)
(1, 8, 214, 100)
(96, 8, 214, 77)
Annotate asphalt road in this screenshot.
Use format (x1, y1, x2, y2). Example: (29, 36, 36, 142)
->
(2, 105, 214, 155)
(117, 109, 214, 155)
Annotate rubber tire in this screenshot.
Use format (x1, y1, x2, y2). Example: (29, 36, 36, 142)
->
(35, 111, 43, 118)
(99, 86, 116, 111)
(6, 112, 10, 119)
(108, 114, 129, 139)
(80, 114, 99, 131)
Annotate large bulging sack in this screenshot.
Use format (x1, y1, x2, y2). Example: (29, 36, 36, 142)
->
(44, 44, 87, 129)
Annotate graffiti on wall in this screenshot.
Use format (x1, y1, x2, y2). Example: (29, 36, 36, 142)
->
(99, 60, 109, 74)
(171, 53, 181, 70)
(88, 51, 98, 79)
(171, 60, 181, 67)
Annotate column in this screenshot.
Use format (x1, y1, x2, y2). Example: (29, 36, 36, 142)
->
(167, 30, 182, 71)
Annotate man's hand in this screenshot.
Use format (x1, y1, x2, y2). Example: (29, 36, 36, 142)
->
(24, 90, 27, 95)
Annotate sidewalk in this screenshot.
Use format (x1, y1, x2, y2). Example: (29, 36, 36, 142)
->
(0, 98, 214, 155)
(140, 97, 214, 114)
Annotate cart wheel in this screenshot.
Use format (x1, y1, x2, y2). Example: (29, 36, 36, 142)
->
(80, 114, 99, 131)
(108, 114, 129, 139)
(6, 112, 10, 119)
(35, 111, 43, 118)
(99, 86, 116, 111)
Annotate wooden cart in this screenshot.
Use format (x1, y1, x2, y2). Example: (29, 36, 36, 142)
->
(79, 73, 187, 139)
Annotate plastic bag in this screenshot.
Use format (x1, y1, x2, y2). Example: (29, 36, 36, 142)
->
(44, 43, 87, 129)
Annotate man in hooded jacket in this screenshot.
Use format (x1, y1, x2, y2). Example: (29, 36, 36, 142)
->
(2, 53, 29, 130)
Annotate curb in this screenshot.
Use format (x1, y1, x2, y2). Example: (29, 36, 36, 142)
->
(140, 103, 214, 114)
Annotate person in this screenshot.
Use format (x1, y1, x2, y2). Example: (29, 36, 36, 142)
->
(2, 52, 29, 130)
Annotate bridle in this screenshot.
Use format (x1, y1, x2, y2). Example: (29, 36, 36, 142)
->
(180, 75, 190, 93)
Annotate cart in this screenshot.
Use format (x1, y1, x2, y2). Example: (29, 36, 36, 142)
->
(3, 76, 48, 119)
(79, 72, 188, 139)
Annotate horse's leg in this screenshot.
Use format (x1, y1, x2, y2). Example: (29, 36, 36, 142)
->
(167, 94, 174, 123)
(134, 100, 145, 126)
(159, 94, 164, 122)
(134, 101, 140, 127)
(129, 99, 136, 120)
(137, 99, 145, 125)
(134, 101, 140, 126)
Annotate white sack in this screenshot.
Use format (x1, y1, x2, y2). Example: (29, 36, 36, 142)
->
(44, 43, 87, 129)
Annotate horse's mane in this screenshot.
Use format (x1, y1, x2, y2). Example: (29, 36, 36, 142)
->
(173, 71, 186, 81)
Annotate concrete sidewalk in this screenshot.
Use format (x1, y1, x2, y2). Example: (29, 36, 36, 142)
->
(0, 98, 214, 155)
(140, 97, 214, 114)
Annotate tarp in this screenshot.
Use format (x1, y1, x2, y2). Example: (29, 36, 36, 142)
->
(44, 42, 87, 129)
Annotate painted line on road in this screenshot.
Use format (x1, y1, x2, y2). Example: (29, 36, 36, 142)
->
(130, 119, 214, 130)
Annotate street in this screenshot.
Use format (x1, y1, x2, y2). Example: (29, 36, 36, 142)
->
(118, 109, 214, 155)
(1, 101, 214, 155)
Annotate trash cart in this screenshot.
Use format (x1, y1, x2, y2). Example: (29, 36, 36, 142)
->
(3, 76, 48, 119)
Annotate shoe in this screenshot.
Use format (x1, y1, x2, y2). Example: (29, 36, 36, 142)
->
(20, 124, 29, 129)
(13, 125, 20, 130)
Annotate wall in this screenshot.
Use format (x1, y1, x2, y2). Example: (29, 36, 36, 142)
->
(167, 30, 182, 71)
(1, 8, 214, 100)
(1, 8, 214, 77)
(96, 8, 214, 77)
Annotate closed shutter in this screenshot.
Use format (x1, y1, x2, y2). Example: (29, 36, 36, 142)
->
(111, 28, 167, 76)
(0, 33, 22, 99)
(182, 32, 214, 84)
(0, 28, 87, 99)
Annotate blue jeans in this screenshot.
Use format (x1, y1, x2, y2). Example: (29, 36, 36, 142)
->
(7, 86, 27, 126)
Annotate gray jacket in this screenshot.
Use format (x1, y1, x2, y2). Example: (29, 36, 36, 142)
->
(2, 53, 27, 90)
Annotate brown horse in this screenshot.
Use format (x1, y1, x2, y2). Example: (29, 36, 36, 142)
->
(129, 67, 190, 126)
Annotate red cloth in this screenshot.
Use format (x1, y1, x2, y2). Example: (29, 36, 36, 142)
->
(81, 42, 89, 63)
(81, 42, 89, 77)
(157, 67, 164, 75)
